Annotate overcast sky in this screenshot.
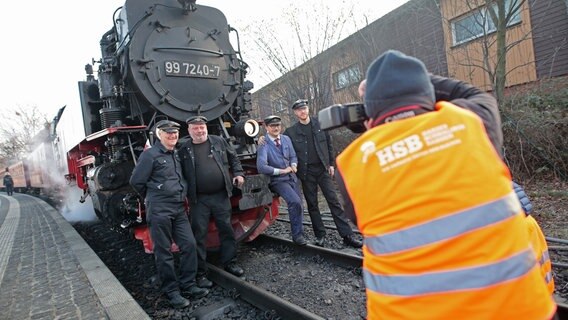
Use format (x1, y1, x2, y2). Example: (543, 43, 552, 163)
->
(0, 0, 409, 120)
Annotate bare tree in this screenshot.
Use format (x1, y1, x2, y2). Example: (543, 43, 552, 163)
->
(0, 105, 48, 167)
(443, 0, 530, 104)
(243, 0, 377, 115)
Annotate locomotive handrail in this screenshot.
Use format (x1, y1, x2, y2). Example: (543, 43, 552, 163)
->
(85, 126, 148, 141)
(153, 46, 224, 57)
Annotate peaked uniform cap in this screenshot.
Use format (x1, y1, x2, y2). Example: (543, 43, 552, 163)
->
(264, 115, 282, 125)
(186, 115, 208, 124)
(291, 99, 308, 110)
(155, 120, 180, 133)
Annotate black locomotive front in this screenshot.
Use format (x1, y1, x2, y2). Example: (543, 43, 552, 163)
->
(80, 0, 257, 136)
(70, 0, 274, 250)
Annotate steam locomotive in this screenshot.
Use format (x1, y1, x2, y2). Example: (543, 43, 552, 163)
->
(64, 0, 276, 253)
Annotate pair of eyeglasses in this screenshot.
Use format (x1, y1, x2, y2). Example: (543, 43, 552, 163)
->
(268, 124, 281, 128)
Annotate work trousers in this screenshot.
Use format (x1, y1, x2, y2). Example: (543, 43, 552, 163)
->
(271, 177, 304, 239)
(190, 191, 236, 275)
(148, 207, 198, 294)
(301, 164, 353, 238)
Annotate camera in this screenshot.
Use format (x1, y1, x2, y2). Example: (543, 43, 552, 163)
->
(318, 102, 368, 133)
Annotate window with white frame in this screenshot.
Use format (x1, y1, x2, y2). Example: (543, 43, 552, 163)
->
(451, 0, 522, 46)
(333, 64, 361, 90)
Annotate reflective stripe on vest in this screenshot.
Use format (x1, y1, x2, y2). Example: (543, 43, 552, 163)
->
(364, 248, 536, 296)
(540, 248, 554, 287)
(366, 192, 521, 255)
(545, 271, 554, 284)
(540, 250, 550, 266)
(527, 215, 555, 294)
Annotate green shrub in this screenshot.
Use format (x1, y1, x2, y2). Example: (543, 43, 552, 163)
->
(501, 77, 568, 181)
(327, 77, 568, 182)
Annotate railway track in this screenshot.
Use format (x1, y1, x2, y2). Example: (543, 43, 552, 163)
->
(72, 222, 337, 319)
(207, 264, 323, 320)
(234, 233, 367, 318)
(253, 234, 568, 318)
(72, 221, 266, 319)
(73, 216, 568, 319)
(275, 206, 568, 309)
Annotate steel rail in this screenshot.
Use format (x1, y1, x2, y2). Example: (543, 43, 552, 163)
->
(206, 264, 325, 320)
(254, 234, 363, 269)
(547, 237, 568, 245)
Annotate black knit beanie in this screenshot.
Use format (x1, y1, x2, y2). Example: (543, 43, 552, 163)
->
(364, 50, 435, 120)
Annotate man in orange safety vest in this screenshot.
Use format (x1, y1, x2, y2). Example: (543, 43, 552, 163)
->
(330, 50, 557, 319)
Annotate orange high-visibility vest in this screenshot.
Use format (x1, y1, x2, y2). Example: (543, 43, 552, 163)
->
(527, 215, 555, 295)
(336, 102, 556, 320)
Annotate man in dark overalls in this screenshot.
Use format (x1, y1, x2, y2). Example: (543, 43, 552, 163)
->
(130, 120, 208, 309)
(179, 115, 246, 289)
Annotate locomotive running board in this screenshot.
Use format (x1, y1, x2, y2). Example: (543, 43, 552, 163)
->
(238, 174, 272, 210)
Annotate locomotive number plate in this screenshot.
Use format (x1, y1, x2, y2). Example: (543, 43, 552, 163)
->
(164, 61, 220, 79)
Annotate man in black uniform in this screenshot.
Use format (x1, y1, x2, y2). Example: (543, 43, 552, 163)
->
(179, 115, 245, 288)
(130, 120, 208, 309)
(285, 99, 362, 248)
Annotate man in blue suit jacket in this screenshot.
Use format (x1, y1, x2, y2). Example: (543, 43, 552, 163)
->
(256, 115, 307, 245)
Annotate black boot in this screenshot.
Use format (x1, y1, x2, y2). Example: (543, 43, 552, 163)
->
(196, 275, 213, 288)
(167, 291, 190, 309)
(314, 235, 325, 247)
(224, 262, 244, 277)
(343, 234, 363, 248)
(292, 235, 308, 246)
(181, 285, 209, 299)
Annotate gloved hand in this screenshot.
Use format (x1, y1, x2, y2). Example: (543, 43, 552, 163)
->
(513, 181, 533, 215)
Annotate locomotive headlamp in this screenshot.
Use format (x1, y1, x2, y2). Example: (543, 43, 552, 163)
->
(234, 119, 260, 138)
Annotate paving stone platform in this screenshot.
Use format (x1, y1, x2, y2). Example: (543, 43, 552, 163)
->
(0, 193, 150, 320)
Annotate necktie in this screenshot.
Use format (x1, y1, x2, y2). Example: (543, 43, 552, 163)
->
(275, 138, 280, 147)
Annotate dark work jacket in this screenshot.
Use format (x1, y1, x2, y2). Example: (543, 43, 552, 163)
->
(284, 117, 335, 180)
(3, 174, 13, 186)
(430, 75, 502, 156)
(179, 135, 244, 204)
(129, 140, 187, 214)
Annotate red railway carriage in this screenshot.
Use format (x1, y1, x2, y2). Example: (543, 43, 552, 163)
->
(1, 124, 68, 197)
(4, 161, 29, 193)
(26, 129, 65, 196)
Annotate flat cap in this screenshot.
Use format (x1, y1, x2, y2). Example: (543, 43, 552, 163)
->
(186, 115, 208, 124)
(291, 99, 308, 110)
(264, 115, 281, 125)
(155, 120, 180, 133)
